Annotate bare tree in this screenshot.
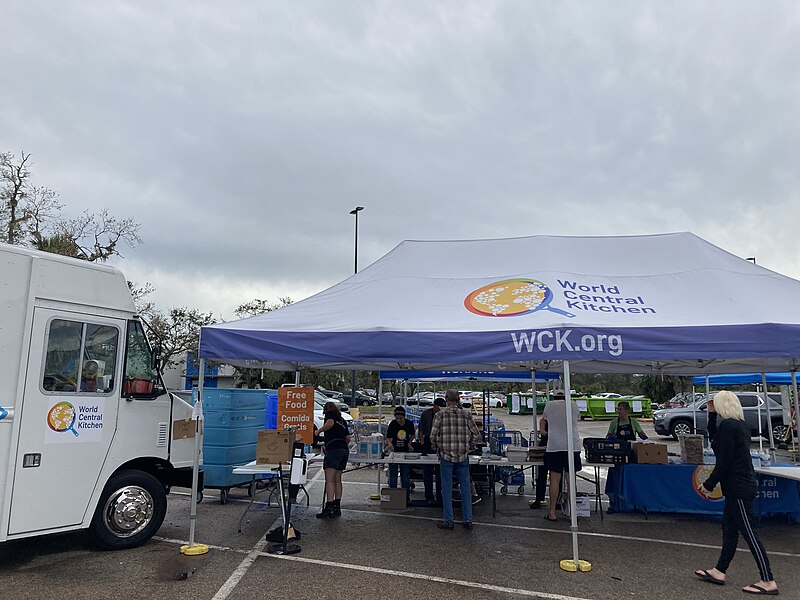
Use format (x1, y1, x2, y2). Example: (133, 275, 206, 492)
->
(129, 281, 217, 374)
(1, 151, 34, 244)
(2, 150, 140, 261)
(54, 208, 141, 262)
(234, 297, 293, 319)
(233, 297, 293, 387)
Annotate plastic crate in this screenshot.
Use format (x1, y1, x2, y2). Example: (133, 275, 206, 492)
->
(198, 388, 271, 410)
(203, 443, 258, 466)
(201, 464, 255, 489)
(586, 450, 630, 464)
(583, 437, 631, 453)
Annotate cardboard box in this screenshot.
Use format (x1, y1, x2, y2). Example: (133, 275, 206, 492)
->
(257, 429, 294, 464)
(562, 493, 591, 518)
(380, 487, 407, 510)
(632, 442, 668, 464)
(172, 418, 197, 441)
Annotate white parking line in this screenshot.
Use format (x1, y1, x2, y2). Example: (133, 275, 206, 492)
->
(208, 466, 326, 600)
(341, 508, 800, 558)
(259, 553, 594, 600)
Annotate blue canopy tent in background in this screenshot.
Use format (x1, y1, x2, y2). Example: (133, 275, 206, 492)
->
(691, 373, 799, 454)
(692, 373, 797, 385)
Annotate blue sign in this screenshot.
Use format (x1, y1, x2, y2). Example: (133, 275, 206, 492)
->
(0, 406, 8, 420)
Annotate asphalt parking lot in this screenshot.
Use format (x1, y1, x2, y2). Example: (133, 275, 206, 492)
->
(1, 417, 798, 600)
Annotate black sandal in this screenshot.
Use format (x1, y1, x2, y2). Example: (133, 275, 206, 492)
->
(695, 569, 725, 586)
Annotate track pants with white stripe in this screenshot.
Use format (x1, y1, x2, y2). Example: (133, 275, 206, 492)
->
(715, 497, 773, 581)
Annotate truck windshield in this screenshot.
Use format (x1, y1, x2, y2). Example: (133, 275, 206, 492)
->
(123, 320, 165, 397)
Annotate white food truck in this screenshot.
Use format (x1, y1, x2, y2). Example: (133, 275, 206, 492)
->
(0, 243, 196, 549)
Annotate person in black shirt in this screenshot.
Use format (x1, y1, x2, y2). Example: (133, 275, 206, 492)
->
(386, 406, 416, 504)
(316, 402, 350, 519)
(419, 398, 445, 505)
(695, 391, 779, 595)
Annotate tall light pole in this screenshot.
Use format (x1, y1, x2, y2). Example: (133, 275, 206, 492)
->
(349, 206, 364, 407)
(350, 206, 364, 273)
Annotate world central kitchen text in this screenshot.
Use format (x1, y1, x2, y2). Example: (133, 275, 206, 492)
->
(557, 280, 656, 314)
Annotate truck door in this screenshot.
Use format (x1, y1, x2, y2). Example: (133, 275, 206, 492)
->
(9, 309, 124, 535)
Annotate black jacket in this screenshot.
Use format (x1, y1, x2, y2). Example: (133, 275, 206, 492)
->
(702, 417, 757, 499)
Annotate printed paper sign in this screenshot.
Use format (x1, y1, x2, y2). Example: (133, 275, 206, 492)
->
(632, 400, 643, 413)
(576, 400, 587, 411)
(278, 386, 314, 444)
(45, 398, 105, 444)
(605, 401, 616, 413)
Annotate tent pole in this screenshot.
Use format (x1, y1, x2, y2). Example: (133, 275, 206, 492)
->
(531, 369, 539, 440)
(377, 378, 383, 424)
(761, 373, 775, 451)
(791, 370, 799, 458)
(295, 369, 300, 386)
(182, 357, 208, 555)
(376, 378, 383, 497)
(563, 361, 581, 570)
(757, 375, 764, 454)
(708, 374, 711, 444)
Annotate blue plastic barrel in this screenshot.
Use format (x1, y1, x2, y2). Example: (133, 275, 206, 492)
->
(265, 393, 278, 429)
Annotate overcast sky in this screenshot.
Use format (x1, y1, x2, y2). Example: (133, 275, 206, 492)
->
(3, 2, 799, 320)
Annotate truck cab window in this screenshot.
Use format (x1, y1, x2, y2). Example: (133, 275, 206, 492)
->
(42, 319, 119, 394)
(122, 320, 163, 397)
(81, 324, 119, 393)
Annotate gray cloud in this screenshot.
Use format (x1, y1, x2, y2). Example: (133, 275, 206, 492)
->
(2, 1, 799, 318)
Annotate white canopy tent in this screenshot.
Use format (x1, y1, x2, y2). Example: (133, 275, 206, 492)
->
(190, 232, 800, 567)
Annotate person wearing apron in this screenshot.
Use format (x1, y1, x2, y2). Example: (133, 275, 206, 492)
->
(605, 401, 648, 513)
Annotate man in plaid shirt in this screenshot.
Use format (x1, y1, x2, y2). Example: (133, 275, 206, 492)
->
(430, 389, 481, 530)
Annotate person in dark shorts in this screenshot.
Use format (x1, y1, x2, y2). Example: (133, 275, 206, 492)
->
(541, 391, 582, 522)
(316, 402, 351, 519)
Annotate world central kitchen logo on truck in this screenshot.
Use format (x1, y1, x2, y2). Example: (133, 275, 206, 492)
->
(46, 399, 105, 442)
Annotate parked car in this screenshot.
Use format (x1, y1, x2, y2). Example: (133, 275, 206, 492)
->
(313, 393, 354, 440)
(361, 388, 377, 398)
(340, 390, 376, 406)
(317, 386, 343, 400)
(315, 390, 350, 413)
(653, 392, 786, 440)
(407, 391, 435, 406)
(592, 392, 622, 399)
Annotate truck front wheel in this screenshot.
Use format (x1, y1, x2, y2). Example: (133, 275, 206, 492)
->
(89, 469, 167, 550)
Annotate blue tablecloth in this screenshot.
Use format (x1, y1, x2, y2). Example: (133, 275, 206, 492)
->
(606, 463, 800, 521)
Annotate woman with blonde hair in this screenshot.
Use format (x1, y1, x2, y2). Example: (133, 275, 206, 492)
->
(695, 391, 779, 595)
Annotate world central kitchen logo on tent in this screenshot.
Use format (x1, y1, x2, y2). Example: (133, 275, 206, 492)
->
(464, 278, 657, 317)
